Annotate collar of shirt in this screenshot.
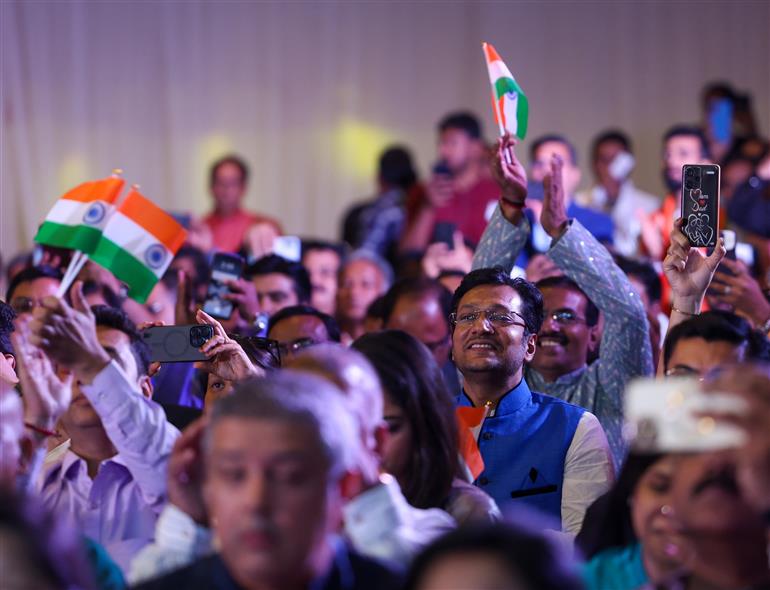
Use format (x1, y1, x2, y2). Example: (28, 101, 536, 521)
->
(456, 377, 532, 417)
(47, 448, 127, 484)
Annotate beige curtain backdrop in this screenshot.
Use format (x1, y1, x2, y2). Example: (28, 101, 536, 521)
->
(2, 0, 768, 259)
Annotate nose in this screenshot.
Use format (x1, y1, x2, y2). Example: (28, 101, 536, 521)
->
(468, 313, 494, 334)
(242, 472, 270, 514)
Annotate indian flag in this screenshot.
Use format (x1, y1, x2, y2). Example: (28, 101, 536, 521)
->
(34, 177, 125, 253)
(483, 42, 529, 140)
(89, 189, 187, 302)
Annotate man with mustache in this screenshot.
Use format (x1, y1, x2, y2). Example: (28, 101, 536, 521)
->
(134, 371, 402, 590)
(472, 133, 653, 468)
(451, 267, 613, 534)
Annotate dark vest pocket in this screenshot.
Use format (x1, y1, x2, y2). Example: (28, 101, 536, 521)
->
(510, 484, 558, 499)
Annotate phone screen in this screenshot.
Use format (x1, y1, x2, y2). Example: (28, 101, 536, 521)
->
(202, 253, 244, 319)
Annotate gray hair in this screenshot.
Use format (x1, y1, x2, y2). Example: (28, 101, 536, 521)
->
(343, 249, 394, 289)
(205, 370, 361, 479)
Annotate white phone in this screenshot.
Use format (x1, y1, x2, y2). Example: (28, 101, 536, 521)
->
(609, 151, 635, 181)
(624, 377, 748, 453)
(273, 236, 302, 262)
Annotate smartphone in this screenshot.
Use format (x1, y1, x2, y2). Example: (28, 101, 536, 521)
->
(624, 377, 748, 453)
(681, 164, 720, 248)
(143, 324, 214, 363)
(609, 152, 635, 181)
(273, 236, 302, 262)
(202, 252, 244, 320)
(432, 222, 457, 249)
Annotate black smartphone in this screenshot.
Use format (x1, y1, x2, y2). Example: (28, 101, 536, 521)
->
(202, 252, 244, 320)
(432, 222, 457, 249)
(143, 324, 214, 363)
(681, 164, 720, 248)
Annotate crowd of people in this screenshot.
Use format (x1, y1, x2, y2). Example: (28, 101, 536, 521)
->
(1, 80, 770, 589)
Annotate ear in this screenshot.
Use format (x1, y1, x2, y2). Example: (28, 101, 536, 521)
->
(523, 332, 537, 362)
(4, 353, 16, 371)
(139, 375, 154, 399)
(587, 324, 601, 351)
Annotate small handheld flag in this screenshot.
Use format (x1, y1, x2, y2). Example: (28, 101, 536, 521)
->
(482, 42, 529, 140)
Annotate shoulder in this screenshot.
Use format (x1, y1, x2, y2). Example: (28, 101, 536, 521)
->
(344, 549, 405, 590)
(131, 555, 226, 590)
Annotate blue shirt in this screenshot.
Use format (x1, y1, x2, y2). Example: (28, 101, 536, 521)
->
(456, 378, 583, 523)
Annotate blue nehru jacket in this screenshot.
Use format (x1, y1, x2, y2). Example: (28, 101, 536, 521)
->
(456, 378, 584, 523)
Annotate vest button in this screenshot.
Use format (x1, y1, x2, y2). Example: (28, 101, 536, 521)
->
(482, 432, 493, 440)
(478, 476, 489, 486)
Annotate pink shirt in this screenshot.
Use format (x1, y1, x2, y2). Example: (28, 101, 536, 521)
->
(203, 209, 282, 253)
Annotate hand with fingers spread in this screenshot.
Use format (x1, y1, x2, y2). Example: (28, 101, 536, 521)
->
(167, 417, 208, 524)
(421, 231, 473, 279)
(491, 132, 528, 223)
(663, 219, 726, 314)
(11, 327, 72, 436)
(196, 309, 262, 381)
(243, 221, 280, 261)
(541, 154, 569, 238)
(222, 278, 260, 324)
(27, 281, 111, 384)
(709, 258, 770, 328)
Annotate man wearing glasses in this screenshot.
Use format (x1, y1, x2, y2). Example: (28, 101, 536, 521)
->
(472, 134, 654, 468)
(6, 266, 62, 325)
(450, 268, 613, 534)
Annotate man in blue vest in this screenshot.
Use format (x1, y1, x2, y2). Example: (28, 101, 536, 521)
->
(451, 268, 613, 535)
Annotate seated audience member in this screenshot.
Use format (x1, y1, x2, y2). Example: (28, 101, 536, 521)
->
(129, 345, 455, 583)
(708, 256, 770, 331)
(450, 267, 613, 533)
(353, 330, 499, 524)
(405, 520, 584, 590)
(726, 152, 770, 239)
(4, 251, 33, 285)
(576, 130, 659, 256)
(245, 254, 312, 319)
(26, 286, 180, 572)
(528, 134, 614, 247)
(577, 453, 690, 589)
(342, 146, 417, 264)
(77, 261, 126, 300)
(0, 301, 22, 480)
(82, 280, 123, 309)
(133, 372, 403, 590)
(6, 265, 63, 324)
(363, 295, 386, 334)
(381, 277, 460, 393)
(399, 112, 500, 252)
(336, 251, 392, 342)
(202, 155, 282, 253)
(524, 252, 562, 284)
(168, 245, 210, 304)
(266, 304, 341, 362)
(301, 240, 345, 316)
(122, 271, 177, 327)
(474, 135, 653, 466)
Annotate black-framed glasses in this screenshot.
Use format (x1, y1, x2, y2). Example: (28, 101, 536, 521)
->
(545, 310, 586, 326)
(449, 309, 527, 330)
(277, 337, 319, 359)
(234, 336, 282, 369)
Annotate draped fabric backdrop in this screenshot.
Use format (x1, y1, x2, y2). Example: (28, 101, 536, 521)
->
(2, 1, 769, 260)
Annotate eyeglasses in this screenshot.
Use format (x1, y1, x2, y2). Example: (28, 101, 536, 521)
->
(450, 309, 527, 330)
(664, 366, 727, 382)
(544, 310, 586, 326)
(277, 337, 319, 359)
(10, 297, 37, 315)
(234, 336, 282, 369)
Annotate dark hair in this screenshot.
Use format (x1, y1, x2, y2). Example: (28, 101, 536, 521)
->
(576, 452, 663, 558)
(663, 125, 711, 160)
(81, 280, 123, 309)
(381, 277, 452, 326)
(530, 134, 578, 166)
(379, 146, 418, 190)
(365, 295, 387, 321)
(174, 245, 211, 286)
(245, 254, 312, 304)
(92, 305, 151, 376)
(663, 310, 770, 371)
(267, 304, 341, 343)
(0, 300, 16, 356)
(209, 154, 249, 188)
(301, 239, 347, 263)
(438, 111, 482, 140)
(6, 265, 63, 301)
(591, 129, 633, 161)
(535, 275, 600, 327)
(352, 330, 458, 509)
(452, 268, 544, 335)
(405, 521, 584, 590)
(0, 488, 98, 590)
(613, 255, 662, 304)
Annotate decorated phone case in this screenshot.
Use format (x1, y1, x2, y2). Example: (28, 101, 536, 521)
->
(681, 164, 720, 248)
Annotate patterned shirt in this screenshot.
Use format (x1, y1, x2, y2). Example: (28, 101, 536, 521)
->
(472, 206, 654, 467)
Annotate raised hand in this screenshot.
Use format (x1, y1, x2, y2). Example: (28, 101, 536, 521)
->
(708, 257, 770, 327)
(540, 154, 569, 238)
(196, 309, 262, 381)
(491, 132, 527, 223)
(223, 278, 260, 324)
(663, 219, 726, 314)
(421, 231, 473, 278)
(28, 281, 110, 384)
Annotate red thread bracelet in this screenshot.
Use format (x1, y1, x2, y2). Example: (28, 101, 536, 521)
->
(24, 422, 59, 438)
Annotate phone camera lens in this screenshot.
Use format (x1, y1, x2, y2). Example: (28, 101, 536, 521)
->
(190, 325, 212, 348)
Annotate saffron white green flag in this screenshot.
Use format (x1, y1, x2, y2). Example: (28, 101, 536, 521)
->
(34, 178, 125, 253)
(483, 42, 529, 140)
(89, 189, 187, 303)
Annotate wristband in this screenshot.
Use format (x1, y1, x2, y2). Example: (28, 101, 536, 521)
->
(24, 422, 59, 438)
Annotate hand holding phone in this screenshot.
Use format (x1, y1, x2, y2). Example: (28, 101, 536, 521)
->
(144, 324, 214, 363)
(202, 253, 245, 320)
